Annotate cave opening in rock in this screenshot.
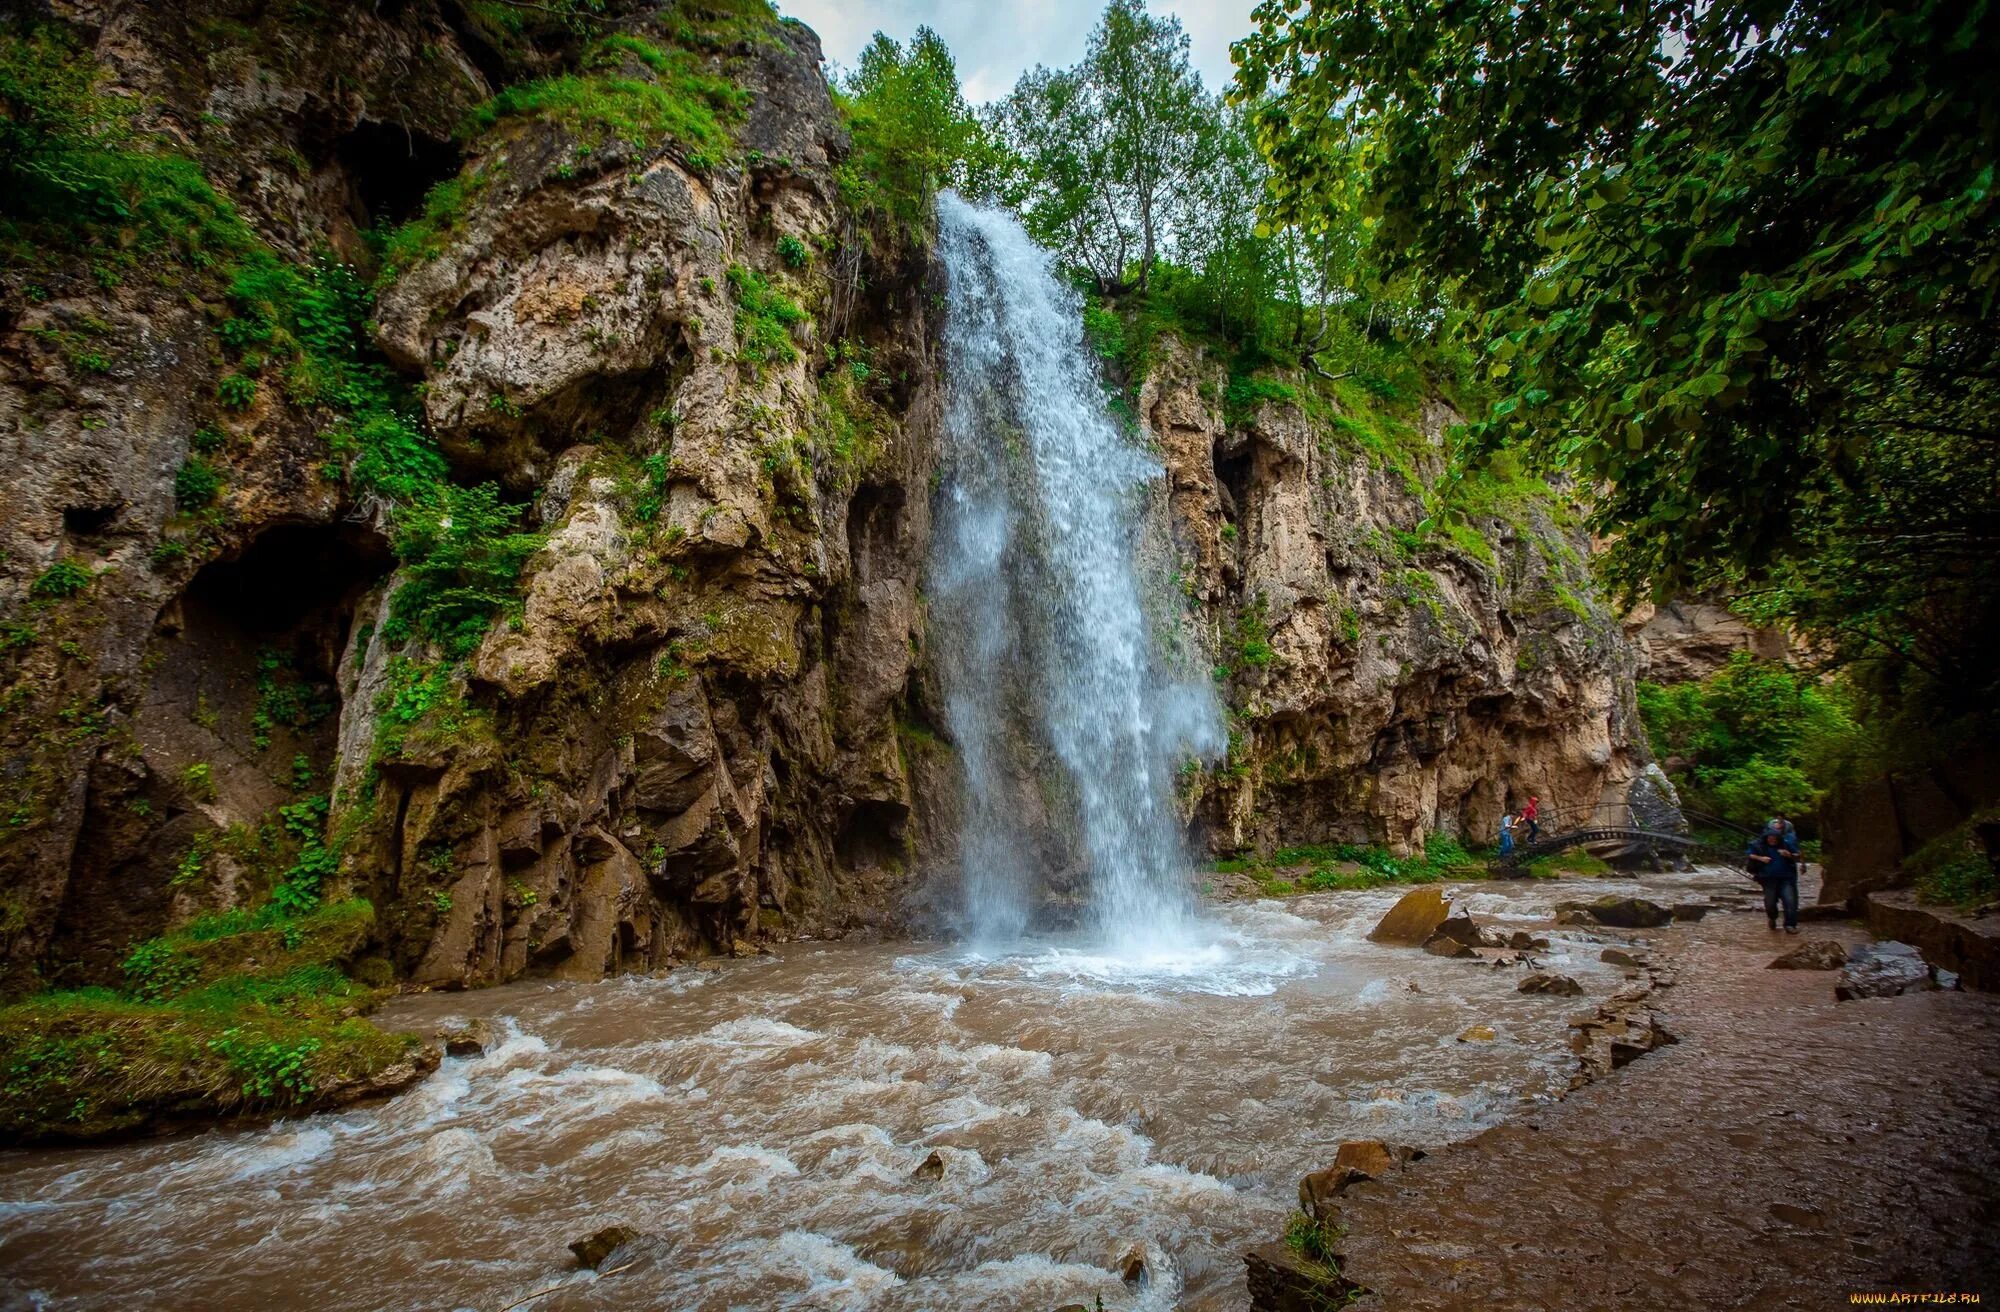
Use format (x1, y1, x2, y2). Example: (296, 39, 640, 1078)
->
(838, 799, 909, 871)
(336, 120, 464, 229)
(51, 522, 393, 982)
(1213, 444, 1253, 536)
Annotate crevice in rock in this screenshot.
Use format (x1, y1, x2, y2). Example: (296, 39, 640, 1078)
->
(336, 120, 465, 230)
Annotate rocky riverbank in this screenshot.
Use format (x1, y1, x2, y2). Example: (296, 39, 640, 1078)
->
(1257, 868, 2000, 1309)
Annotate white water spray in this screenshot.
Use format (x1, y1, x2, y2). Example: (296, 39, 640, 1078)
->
(929, 193, 1224, 957)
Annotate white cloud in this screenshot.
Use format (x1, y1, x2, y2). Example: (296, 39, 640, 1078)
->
(776, 0, 1257, 102)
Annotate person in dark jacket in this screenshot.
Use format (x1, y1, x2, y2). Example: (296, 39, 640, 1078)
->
(1746, 829, 1801, 933)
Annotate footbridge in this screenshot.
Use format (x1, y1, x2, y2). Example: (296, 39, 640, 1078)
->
(1489, 805, 1757, 874)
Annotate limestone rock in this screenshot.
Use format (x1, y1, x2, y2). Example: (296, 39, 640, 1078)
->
(1333, 1138, 1416, 1178)
(1421, 913, 1481, 958)
(1246, 1240, 1359, 1312)
(570, 1225, 642, 1269)
(442, 1020, 492, 1058)
(1836, 942, 1940, 1000)
(1367, 886, 1451, 945)
(1768, 940, 1849, 971)
(1557, 896, 1674, 928)
(1298, 1167, 1369, 1223)
(1518, 972, 1584, 996)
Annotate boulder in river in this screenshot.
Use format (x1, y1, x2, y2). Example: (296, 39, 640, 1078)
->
(1768, 940, 1849, 971)
(1421, 913, 1483, 957)
(1118, 1241, 1149, 1285)
(442, 1020, 491, 1058)
(1368, 887, 1451, 945)
(1423, 934, 1476, 958)
(1835, 941, 1940, 1000)
(1599, 947, 1648, 968)
(570, 1225, 642, 1269)
(1458, 1024, 1497, 1042)
(1518, 972, 1584, 996)
(912, 1150, 945, 1181)
(1556, 896, 1674, 928)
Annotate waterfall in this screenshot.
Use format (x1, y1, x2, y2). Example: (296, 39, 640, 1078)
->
(929, 193, 1224, 957)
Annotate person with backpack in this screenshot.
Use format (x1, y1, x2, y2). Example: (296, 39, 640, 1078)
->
(1745, 826, 1801, 933)
(1522, 795, 1541, 843)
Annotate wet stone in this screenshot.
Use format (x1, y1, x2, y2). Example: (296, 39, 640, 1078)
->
(912, 1149, 945, 1182)
(1368, 886, 1451, 945)
(1600, 948, 1648, 968)
(1118, 1241, 1149, 1285)
(441, 1019, 491, 1058)
(1519, 972, 1584, 996)
(1836, 941, 1940, 1001)
(1556, 896, 1675, 929)
(1458, 1024, 1497, 1042)
(1333, 1139, 1400, 1178)
(570, 1225, 642, 1269)
(1423, 934, 1476, 958)
(1768, 940, 1849, 971)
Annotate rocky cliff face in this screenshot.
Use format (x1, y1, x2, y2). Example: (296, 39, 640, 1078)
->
(1622, 595, 1791, 685)
(0, 1, 941, 994)
(1138, 337, 1665, 857)
(0, 1, 1665, 998)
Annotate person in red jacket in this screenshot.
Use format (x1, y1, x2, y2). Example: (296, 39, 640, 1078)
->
(1522, 795, 1541, 843)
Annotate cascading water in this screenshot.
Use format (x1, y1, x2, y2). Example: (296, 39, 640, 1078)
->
(929, 193, 1224, 957)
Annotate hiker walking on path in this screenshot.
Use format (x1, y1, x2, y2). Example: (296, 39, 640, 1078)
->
(1499, 811, 1517, 857)
(1745, 825, 1801, 934)
(1522, 795, 1541, 843)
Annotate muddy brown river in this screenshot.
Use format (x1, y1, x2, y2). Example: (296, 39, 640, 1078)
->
(1, 871, 1761, 1311)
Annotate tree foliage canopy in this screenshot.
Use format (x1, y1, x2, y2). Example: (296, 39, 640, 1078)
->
(1237, 0, 2000, 736)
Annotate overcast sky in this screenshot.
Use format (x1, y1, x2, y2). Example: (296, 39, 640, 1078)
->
(775, 0, 1259, 104)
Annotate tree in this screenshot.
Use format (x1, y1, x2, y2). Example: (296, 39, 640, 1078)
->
(992, 0, 1219, 293)
(1236, 0, 2000, 738)
(836, 26, 999, 236)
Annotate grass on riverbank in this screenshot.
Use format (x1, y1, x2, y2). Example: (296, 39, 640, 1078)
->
(0, 899, 416, 1144)
(1209, 834, 1616, 899)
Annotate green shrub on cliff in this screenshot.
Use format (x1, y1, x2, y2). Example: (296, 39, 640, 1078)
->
(1638, 652, 1863, 828)
(0, 21, 252, 271)
(384, 482, 545, 658)
(1908, 816, 1999, 909)
(835, 26, 1001, 239)
(464, 33, 748, 162)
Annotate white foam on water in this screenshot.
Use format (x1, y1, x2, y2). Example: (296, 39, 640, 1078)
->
(698, 1016, 822, 1047)
(682, 1143, 802, 1184)
(919, 1094, 1028, 1135)
(151, 1124, 335, 1191)
(927, 1252, 1135, 1309)
(769, 1230, 905, 1305)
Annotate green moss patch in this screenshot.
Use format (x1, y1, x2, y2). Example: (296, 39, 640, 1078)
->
(0, 900, 415, 1143)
